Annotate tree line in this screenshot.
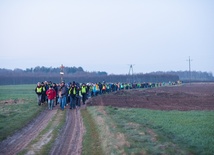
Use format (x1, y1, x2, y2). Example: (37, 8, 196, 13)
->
(151, 71, 214, 81)
(0, 66, 213, 85)
(0, 66, 107, 75)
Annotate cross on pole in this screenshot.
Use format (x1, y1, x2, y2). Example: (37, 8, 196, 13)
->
(60, 64, 64, 82)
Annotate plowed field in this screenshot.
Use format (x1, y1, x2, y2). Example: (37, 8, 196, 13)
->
(90, 83, 214, 111)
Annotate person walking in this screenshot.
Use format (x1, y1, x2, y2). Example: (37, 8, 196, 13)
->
(35, 82, 43, 106)
(81, 83, 87, 105)
(60, 81, 67, 111)
(95, 83, 100, 96)
(76, 85, 81, 108)
(102, 83, 106, 94)
(92, 83, 96, 97)
(46, 85, 56, 110)
(52, 83, 58, 106)
(98, 82, 103, 94)
(44, 81, 49, 103)
(58, 85, 62, 107)
(41, 82, 46, 104)
(69, 81, 77, 109)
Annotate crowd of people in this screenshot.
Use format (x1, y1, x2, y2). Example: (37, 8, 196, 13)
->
(35, 80, 181, 110)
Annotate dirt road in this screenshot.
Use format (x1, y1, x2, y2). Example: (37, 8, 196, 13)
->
(0, 105, 84, 155)
(50, 107, 84, 155)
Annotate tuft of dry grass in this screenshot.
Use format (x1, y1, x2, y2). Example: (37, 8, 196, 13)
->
(86, 106, 130, 155)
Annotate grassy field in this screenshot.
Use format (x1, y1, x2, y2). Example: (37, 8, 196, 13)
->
(0, 84, 36, 100)
(0, 84, 44, 141)
(86, 106, 214, 155)
(81, 108, 104, 155)
(1, 84, 214, 155)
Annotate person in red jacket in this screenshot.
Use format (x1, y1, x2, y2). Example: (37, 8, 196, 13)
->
(46, 85, 56, 110)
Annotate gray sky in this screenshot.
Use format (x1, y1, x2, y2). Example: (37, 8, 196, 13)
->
(0, 0, 214, 75)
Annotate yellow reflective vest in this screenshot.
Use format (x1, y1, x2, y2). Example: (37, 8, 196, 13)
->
(36, 87, 42, 93)
(81, 86, 87, 94)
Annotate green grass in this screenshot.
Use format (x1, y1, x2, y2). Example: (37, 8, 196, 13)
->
(0, 84, 36, 100)
(81, 108, 104, 155)
(0, 84, 44, 141)
(86, 106, 131, 155)
(105, 107, 214, 155)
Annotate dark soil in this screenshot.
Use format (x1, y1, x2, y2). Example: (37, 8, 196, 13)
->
(89, 83, 214, 111)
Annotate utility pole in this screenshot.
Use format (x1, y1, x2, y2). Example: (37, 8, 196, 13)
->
(128, 64, 134, 75)
(128, 64, 134, 83)
(187, 56, 192, 84)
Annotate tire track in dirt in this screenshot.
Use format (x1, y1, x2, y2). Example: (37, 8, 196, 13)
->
(0, 109, 57, 155)
(50, 107, 84, 155)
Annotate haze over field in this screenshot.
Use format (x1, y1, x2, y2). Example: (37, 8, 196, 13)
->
(0, 0, 214, 74)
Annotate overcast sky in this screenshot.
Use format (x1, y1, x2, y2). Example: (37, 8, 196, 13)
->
(0, 0, 214, 75)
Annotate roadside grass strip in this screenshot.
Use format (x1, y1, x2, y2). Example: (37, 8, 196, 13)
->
(81, 108, 104, 155)
(18, 109, 66, 155)
(85, 106, 130, 155)
(105, 107, 214, 155)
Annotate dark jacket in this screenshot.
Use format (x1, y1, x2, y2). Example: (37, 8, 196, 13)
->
(61, 85, 67, 97)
